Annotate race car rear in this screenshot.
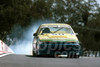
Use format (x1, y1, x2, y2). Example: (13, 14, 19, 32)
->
(32, 23, 81, 58)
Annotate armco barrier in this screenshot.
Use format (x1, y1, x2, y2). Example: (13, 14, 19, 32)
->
(0, 40, 14, 54)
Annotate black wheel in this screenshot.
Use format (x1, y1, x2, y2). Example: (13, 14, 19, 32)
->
(67, 54, 80, 58)
(74, 55, 80, 58)
(32, 51, 37, 57)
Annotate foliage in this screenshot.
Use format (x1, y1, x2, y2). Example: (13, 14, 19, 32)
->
(0, 0, 32, 40)
(31, 0, 52, 20)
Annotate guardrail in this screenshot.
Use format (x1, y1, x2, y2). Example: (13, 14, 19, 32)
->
(0, 40, 14, 54)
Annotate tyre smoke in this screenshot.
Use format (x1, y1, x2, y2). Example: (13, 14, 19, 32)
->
(9, 20, 54, 55)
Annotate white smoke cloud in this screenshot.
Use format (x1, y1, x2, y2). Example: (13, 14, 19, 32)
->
(9, 20, 54, 55)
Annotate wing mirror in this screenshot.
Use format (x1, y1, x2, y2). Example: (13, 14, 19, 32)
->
(75, 33, 78, 35)
(33, 33, 37, 36)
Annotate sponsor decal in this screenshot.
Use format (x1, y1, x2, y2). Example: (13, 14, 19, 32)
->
(40, 38, 78, 42)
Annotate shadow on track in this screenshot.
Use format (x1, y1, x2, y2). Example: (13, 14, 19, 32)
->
(25, 55, 55, 58)
(25, 55, 79, 59)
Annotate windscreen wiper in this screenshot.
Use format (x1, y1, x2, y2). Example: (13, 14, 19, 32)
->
(52, 27, 64, 33)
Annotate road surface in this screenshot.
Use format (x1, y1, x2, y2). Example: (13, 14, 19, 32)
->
(0, 54, 100, 67)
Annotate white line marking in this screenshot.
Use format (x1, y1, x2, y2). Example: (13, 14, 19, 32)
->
(0, 53, 10, 57)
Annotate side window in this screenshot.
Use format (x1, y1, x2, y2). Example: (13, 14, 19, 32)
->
(36, 26, 42, 35)
(38, 28, 43, 35)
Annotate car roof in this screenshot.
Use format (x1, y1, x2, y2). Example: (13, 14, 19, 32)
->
(41, 23, 70, 26)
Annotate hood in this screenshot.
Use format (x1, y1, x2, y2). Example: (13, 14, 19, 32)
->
(38, 33, 79, 42)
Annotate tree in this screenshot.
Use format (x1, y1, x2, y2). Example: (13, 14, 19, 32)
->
(0, 0, 32, 41)
(31, 0, 52, 20)
(51, 0, 99, 26)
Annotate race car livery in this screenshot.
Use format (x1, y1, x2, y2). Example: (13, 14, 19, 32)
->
(32, 23, 81, 58)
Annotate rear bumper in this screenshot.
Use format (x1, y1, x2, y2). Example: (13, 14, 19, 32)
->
(38, 50, 80, 56)
(37, 44, 80, 56)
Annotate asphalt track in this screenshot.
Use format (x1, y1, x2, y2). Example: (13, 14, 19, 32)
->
(0, 54, 100, 67)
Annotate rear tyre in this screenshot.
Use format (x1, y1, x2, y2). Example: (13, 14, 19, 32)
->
(32, 51, 37, 57)
(67, 54, 80, 58)
(74, 55, 80, 58)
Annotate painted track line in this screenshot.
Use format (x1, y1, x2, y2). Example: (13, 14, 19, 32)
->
(0, 53, 10, 57)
